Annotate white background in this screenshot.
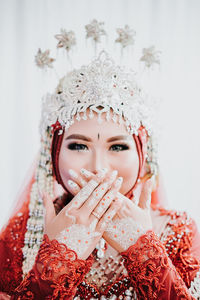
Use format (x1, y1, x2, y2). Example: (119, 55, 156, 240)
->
(0, 0, 200, 229)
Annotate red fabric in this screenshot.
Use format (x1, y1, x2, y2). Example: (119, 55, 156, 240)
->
(13, 235, 93, 300)
(0, 202, 200, 299)
(51, 127, 65, 188)
(121, 231, 197, 300)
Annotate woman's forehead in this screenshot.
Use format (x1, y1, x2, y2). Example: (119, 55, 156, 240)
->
(64, 112, 131, 140)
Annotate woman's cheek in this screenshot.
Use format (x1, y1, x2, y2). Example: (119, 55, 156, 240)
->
(114, 153, 139, 194)
(60, 150, 92, 180)
(111, 152, 139, 171)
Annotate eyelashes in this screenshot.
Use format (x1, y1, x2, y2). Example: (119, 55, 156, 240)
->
(110, 144, 129, 152)
(67, 142, 130, 152)
(67, 143, 87, 151)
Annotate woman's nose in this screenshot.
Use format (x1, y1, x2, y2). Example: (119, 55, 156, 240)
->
(88, 150, 109, 174)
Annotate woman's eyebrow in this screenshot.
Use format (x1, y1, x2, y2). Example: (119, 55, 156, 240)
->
(65, 134, 92, 142)
(65, 134, 131, 142)
(107, 135, 131, 142)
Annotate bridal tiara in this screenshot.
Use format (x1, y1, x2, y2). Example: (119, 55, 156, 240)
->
(35, 19, 161, 140)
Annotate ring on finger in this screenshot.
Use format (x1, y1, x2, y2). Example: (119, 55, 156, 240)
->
(91, 211, 101, 219)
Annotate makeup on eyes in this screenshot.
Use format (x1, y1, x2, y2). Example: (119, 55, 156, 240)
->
(67, 141, 130, 152)
(67, 143, 88, 151)
(109, 143, 130, 151)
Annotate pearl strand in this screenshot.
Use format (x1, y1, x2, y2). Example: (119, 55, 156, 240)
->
(22, 130, 54, 277)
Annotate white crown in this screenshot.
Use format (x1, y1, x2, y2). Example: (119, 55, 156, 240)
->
(40, 50, 155, 139)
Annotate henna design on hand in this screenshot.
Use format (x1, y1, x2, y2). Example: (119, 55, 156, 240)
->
(56, 219, 101, 258)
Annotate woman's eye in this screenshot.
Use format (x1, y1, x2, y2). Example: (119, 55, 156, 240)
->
(109, 144, 129, 152)
(68, 143, 88, 151)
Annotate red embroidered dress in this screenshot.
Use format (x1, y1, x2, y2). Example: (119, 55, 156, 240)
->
(0, 200, 200, 300)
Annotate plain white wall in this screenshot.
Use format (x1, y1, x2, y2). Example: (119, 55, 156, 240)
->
(0, 0, 200, 229)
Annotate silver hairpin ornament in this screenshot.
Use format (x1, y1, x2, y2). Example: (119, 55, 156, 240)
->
(55, 28, 76, 52)
(35, 49, 55, 69)
(140, 46, 161, 68)
(115, 25, 136, 49)
(85, 19, 106, 43)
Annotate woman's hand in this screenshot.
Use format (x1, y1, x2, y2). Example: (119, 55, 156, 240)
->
(42, 169, 123, 260)
(68, 168, 154, 252)
(104, 178, 154, 252)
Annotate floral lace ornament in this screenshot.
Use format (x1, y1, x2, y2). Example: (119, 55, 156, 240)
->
(121, 230, 194, 299)
(56, 219, 101, 258)
(0, 205, 30, 293)
(158, 208, 200, 298)
(16, 234, 94, 300)
(189, 268, 200, 299)
(105, 217, 146, 250)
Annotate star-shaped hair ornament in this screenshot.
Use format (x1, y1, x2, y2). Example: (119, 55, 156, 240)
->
(35, 48, 55, 69)
(85, 19, 106, 43)
(140, 46, 161, 68)
(55, 28, 76, 52)
(115, 25, 136, 49)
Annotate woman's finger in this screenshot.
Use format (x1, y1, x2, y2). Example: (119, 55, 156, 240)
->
(67, 179, 81, 194)
(90, 177, 123, 220)
(98, 196, 123, 231)
(41, 191, 56, 227)
(67, 178, 101, 211)
(69, 169, 87, 188)
(80, 168, 94, 179)
(68, 169, 108, 195)
(66, 168, 108, 212)
(80, 170, 118, 214)
(81, 168, 108, 181)
(138, 176, 154, 210)
(132, 183, 142, 206)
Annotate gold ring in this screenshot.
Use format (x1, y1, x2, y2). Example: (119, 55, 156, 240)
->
(91, 211, 100, 219)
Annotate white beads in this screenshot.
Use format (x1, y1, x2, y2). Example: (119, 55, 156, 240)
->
(96, 238, 106, 259)
(22, 131, 54, 278)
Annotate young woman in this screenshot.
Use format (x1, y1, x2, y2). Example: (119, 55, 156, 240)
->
(0, 51, 200, 300)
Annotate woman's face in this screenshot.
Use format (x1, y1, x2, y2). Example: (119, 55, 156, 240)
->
(58, 112, 139, 195)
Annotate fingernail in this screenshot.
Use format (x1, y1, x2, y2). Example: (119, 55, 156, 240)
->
(69, 169, 78, 179)
(67, 180, 79, 191)
(109, 170, 118, 181)
(114, 177, 123, 189)
(80, 168, 92, 178)
(97, 168, 108, 179)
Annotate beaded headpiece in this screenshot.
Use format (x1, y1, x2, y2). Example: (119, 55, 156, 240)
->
(40, 50, 154, 137)
(22, 20, 160, 276)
